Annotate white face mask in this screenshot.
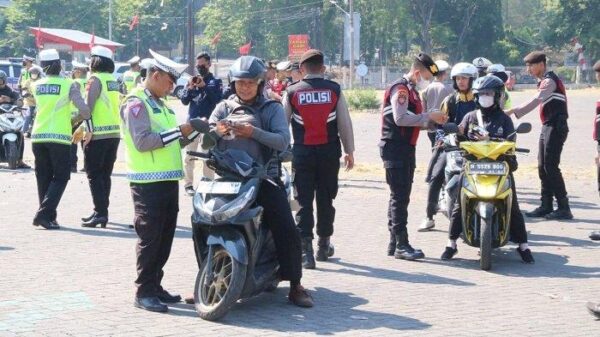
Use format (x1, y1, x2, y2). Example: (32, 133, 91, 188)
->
(416, 73, 430, 90)
(478, 95, 495, 108)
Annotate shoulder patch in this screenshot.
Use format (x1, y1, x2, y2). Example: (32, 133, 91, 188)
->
(126, 99, 144, 118)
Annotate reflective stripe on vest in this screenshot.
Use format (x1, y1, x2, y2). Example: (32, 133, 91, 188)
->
(91, 73, 121, 135)
(121, 88, 183, 183)
(31, 77, 73, 145)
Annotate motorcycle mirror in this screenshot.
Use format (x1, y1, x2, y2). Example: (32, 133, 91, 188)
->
(189, 118, 210, 133)
(443, 123, 459, 134)
(516, 123, 532, 134)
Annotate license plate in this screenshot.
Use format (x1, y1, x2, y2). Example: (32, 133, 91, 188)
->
(196, 181, 241, 194)
(468, 162, 506, 175)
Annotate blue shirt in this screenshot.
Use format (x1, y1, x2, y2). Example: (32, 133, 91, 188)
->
(180, 73, 223, 119)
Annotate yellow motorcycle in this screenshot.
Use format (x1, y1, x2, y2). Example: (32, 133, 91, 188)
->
(444, 122, 531, 270)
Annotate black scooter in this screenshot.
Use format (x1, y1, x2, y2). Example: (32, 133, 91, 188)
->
(188, 146, 291, 321)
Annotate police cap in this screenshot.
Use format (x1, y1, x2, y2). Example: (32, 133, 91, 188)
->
(299, 49, 324, 65)
(593, 60, 600, 72)
(287, 62, 300, 71)
(524, 51, 546, 65)
(416, 53, 439, 76)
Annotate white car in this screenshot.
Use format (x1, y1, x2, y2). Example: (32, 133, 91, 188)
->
(172, 72, 191, 99)
(0, 60, 23, 91)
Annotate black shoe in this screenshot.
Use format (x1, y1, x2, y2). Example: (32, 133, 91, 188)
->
(516, 247, 535, 264)
(81, 215, 108, 228)
(134, 296, 168, 313)
(525, 206, 553, 218)
(315, 237, 334, 262)
(441, 247, 458, 260)
(185, 186, 195, 196)
(33, 218, 59, 230)
(17, 162, 31, 169)
(394, 233, 425, 260)
(81, 212, 97, 222)
(387, 232, 396, 256)
(157, 289, 182, 303)
(545, 209, 573, 220)
(301, 237, 316, 269)
(586, 302, 600, 319)
(589, 231, 600, 241)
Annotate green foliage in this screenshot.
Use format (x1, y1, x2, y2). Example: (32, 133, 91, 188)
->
(553, 66, 576, 83)
(344, 89, 380, 111)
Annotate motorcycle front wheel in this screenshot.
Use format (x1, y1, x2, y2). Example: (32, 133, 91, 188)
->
(6, 141, 18, 170)
(480, 215, 492, 271)
(194, 246, 246, 321)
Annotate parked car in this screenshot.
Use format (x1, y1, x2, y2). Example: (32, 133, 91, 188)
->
(0, 60, 22, 91)
(172, 72, 191, 99)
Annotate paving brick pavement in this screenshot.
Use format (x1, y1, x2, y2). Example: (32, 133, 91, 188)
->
(1, 90, 599, 336)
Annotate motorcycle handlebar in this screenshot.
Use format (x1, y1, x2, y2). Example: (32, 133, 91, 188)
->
(186, 151, 210, 159)
(515, 148, 530, 153)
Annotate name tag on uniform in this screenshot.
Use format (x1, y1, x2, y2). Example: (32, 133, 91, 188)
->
(36, 84, 61, 95)
(298, 91, 332, 105)
(107, 81, 120, 92)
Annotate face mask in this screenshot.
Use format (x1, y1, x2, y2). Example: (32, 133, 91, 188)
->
(197, 65, 208, 76)
(478, 95, 495, 108)
(416, 73, 430, 91)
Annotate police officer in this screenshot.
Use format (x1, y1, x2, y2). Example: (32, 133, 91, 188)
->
(122, 56, 142, 94)
(590, 60, 600, 241)
(70, 61, 89, 172)
(441, 75, 534, 264)
(420, 62, 478, 232)
(31, 49, 91, 230)
(287, 62, 303, 83)
(80, 46, 121, 228)
(18, 54, 36, 94)
(381, 53, 448, 260)
(180, 52, 222, 196)
(121, 50, 197, 313)
(283, 49, 355, 269)
(472, 57, 492, 78)
(506, 51, 572, 220)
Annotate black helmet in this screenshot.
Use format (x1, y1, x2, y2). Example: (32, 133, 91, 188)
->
(473, 75, 505, 109)
(229, 56, 266, 82)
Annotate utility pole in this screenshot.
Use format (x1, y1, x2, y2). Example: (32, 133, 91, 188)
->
(349, 0, 354, 89)
(187, 0, 195, 74)
(108, 0, 112, 41)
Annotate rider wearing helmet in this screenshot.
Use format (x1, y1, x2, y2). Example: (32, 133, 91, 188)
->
(203, 55, 313, 308)
(472, 57, 492, 77)
(420, 62, 478, 232)
(0, 70, 21, 105)
(440, 75, 534, 264)
(486, 63, 512, 109)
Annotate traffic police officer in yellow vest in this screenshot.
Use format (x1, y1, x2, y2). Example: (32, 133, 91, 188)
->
(31, 49, 91, 230)
(80, 46, 121, 228)
(121, 49, 199, 313)
(122, 56, 142, 94)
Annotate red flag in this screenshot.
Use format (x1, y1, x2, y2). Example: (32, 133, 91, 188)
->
(34, 27, 42, 48)
(89, 31, 95, 50)
(211, 32, 222, 46)
(239, 42, 251, 55)
(129, 15, 139, 31)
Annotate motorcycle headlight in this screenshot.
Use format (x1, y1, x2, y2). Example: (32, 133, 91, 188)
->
(194, 186, 257, 224)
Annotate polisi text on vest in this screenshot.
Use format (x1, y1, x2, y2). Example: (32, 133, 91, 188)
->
(298, 91, 332, 105)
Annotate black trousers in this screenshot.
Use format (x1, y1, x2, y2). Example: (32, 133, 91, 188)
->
(292, 142, 341, 239)
(257, 180, 302, 282)
(386, 158, 416, 236)
(538, 121, 569, 202)
(84, 138, 120, 217)
(32, 142, 71, 222)
(70, 143, 78, 169)
(131, 181, 179, 298)
(426, 148, 447, 218)
(448, 174, 528, 244)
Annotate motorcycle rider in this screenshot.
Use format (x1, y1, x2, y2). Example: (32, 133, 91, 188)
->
(380, 53, 448, 260)
(422, 60, 453, 147)
(420, 62, 478, 231)
(440, 75, 534, 264)
(0, 70, 28, 169)
(202, 55, 313, 307)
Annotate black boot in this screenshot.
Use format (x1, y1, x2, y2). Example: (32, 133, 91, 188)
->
(387, 232, 396, 256)
(316, 236, 334, 262)
(81, 214, 108, 228)
(545, 198, 573, 220)
(301, 237, 315, 269)
(81, 212, 97, 222)
(525, 196, 553, 218)
(394, 232, 425, 261)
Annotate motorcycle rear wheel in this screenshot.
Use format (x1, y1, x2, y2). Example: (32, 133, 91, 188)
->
(480, 215, 492, 271)
(194, 246, 246, 321)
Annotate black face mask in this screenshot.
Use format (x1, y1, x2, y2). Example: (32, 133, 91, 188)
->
(197, 65, 209, 76)
(22, 61, 27, 66)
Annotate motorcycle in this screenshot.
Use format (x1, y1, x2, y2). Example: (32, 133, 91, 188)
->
(188, 146, 293, 321)
(0, 104, 25, 170)
(433, 132, 464, 219)
(443, 122, 531, 270)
